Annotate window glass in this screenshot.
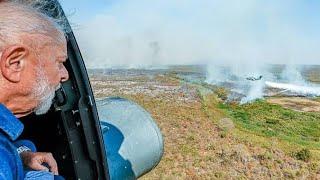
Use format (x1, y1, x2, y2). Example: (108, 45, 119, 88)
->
(60, 1, 320, 178)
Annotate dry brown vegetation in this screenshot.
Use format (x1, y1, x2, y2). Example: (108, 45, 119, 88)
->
(267, 97, 320, 112)
(90, 71, 320, 179)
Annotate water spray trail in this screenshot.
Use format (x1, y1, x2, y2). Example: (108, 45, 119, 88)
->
(265, 81, 320, 96)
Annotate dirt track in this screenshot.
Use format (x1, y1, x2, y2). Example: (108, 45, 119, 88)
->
(267, 97, 320, 112)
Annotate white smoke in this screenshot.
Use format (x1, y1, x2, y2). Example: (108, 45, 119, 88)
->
(265, 81, 320, 96)
(60, 0, 320, 102)
(60, 0, 320, 68)
(206, 63, 320, 103)
(280, 64, 306, 84)
(205, 64, 230, 84)
(240, 80, 265, 104)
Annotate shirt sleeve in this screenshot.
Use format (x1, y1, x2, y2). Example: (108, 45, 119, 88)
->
(13, 139, 37, 153)
(0, 147, 14, 180)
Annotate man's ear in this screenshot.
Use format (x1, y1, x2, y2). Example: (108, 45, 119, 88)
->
(0, 45, 29, 83)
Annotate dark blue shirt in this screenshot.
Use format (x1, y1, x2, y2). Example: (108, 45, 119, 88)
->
(0, 104, 35, 180)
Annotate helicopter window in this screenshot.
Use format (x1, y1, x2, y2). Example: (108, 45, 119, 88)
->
(59, 1, 320, 179)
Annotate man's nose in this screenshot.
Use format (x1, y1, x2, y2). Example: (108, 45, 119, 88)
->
(60, 64, 69, 82)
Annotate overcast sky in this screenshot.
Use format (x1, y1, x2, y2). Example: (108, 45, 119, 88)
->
(60, 0, 320, 68)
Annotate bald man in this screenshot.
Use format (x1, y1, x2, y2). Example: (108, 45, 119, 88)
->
(0, 1, 68, 179)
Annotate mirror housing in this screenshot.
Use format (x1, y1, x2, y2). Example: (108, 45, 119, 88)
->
(97, 97, 164, 179)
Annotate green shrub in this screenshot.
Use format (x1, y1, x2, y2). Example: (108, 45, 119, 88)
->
(265, 118, 279, 124)
(294, 148, 311, 162)
(214, 87, 229, 101)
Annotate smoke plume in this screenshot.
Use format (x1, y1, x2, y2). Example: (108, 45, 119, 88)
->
(60, 0, 320, 102)
(61, 0, 320, 68)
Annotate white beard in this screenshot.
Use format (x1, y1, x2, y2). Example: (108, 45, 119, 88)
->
(34, 86, 56, 115)
(33, 68, 61, 115)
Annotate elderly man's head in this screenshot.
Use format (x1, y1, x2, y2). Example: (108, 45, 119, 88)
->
(0, 1, 69, 117)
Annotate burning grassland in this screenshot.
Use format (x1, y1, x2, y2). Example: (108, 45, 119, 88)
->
(89, 66, 320, 179)
(206, 64, 320, 103)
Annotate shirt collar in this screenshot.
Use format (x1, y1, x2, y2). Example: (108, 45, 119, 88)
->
(0, 104, 24, 141)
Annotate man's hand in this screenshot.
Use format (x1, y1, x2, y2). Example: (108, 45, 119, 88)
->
(20, 152, 59, 175)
